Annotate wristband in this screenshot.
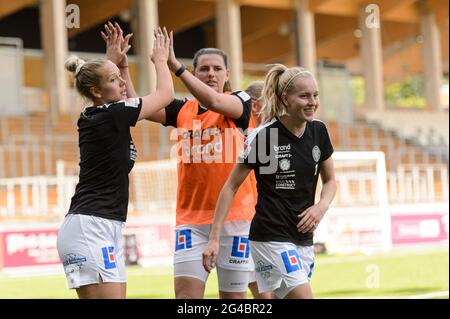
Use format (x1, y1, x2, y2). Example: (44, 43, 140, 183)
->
(175, 64, 186, 77)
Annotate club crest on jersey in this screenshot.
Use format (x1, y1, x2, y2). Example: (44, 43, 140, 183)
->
(175, 229, 192, 251)
(279, 158, 291, 171)
(281, 249, 302, 273)
(231, 236, 250, 258)
(312, 145, 321, 163)
(102, 246, 117, 269)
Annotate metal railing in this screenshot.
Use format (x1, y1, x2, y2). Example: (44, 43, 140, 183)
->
(1, 159, 448, 221)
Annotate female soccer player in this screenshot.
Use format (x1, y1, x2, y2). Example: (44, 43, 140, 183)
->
(56, 27, 173, 299)
(144, 33, 257, 298)
(203, 64, 336, 299)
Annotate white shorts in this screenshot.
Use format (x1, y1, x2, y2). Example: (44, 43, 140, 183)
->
(249, 270, 257, 284)
(174, 221, 254, 292)
(250, 241, 315, 299)
(56, 214, 126, 289)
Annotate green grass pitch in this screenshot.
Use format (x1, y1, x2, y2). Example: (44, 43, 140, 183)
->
(0, 248, 447, 299)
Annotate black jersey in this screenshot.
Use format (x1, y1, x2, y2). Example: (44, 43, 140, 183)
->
(239, 118, 334, 246)
(68, 98, 142, 222)
(163, 91, 252, 131)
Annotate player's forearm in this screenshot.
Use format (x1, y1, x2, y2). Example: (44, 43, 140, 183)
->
(209, 185, 237, 242)
(154, 59, 174, 103)
(179, 71, 219, 108)
(317, 179, 336, 212)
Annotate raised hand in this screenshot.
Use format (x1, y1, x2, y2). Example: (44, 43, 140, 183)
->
(167, 28, 181, 72)
(151, 26, 170, 64)
(101, 21, 132, 67)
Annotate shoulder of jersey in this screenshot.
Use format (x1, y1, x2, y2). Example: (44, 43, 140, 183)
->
(235, 91, 251, 102)
(97, 98, 140, 110)
(311, 118, 328, 128)
(245, 118, 277, 145)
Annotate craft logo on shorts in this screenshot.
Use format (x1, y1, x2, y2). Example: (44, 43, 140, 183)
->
(102, 246, 117, 269)
(281, 249, 303, 273)
(175, 229, 192, 251)
(231, 236, 250, 258)
(312, 145, 321, 163)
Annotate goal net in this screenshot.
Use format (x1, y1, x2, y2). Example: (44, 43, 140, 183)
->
(315, 151, 391, 254)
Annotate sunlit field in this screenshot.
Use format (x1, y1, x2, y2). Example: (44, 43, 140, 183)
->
(0, 248, 447, 299)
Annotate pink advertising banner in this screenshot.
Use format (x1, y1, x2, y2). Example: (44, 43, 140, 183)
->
(0, 221, 175, 269)
(391, 213, 449, 245)
(0, 229, 60, 268)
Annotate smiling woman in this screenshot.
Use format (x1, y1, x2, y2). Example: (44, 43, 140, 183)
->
(55, 26, 174, 299)
(203, 63, 337, 299)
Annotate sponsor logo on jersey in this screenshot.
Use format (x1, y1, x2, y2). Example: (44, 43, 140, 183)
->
(175, 229, 192, 251)
(124, 97, 140, 108)
(281, 249, 302, 273)
(130, 141, 137, 161)
(237, 91, 251, 102)
(312, 145, 321, 162)
(279, 158, 291, 171)
(231, 236, 250, 258)
(273, 144, 291, 152)
(102, 246, 117, 269)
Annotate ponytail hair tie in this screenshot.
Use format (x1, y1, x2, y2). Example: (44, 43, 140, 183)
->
(75, 62, 85, 76)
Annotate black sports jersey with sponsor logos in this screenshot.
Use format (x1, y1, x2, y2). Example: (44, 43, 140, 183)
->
(163, 91, 252, 131)
(239, 118, 334, 246)
(68, 98, 142, 222)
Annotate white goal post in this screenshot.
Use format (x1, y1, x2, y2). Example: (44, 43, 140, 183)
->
(315, 151, 392, 254)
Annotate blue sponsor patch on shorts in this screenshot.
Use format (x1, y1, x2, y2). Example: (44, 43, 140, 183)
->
(102, 246, 117, 269)
(231, 236, 250, 258)
(175, 229, 192, 251)
(281, 249, 302, 273)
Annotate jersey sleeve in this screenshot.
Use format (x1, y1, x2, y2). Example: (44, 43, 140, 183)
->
(319, 122, 334, 161)
(108, 98, 142, 128)
(163, 98, 187, 127)
(230, 91, 252, 132)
